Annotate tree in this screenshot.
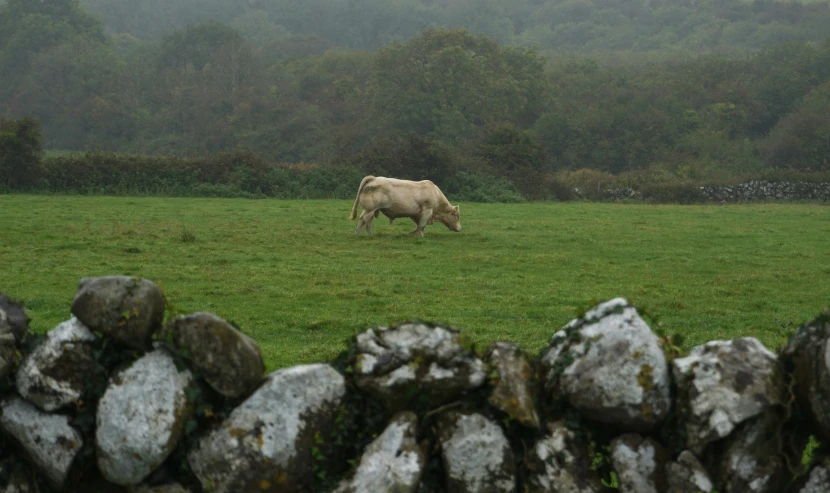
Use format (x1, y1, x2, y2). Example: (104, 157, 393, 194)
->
(474, 123, 549, 197)
(0, 118, 44, 188)
(764, 81, 830, 171)
(0, 0, 108, 101)
(369, 28, 551, 142)
(8, 37, 125, 149)
(157, 21, 243, 72)
(231, 10, 290, 47)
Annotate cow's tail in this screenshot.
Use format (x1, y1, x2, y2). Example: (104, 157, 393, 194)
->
(349, 175, 375, 220)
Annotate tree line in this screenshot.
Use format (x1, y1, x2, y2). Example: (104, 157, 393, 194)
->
(0, 0, 829, 200)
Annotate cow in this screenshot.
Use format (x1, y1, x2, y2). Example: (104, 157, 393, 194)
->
(349, 176, 461, 237)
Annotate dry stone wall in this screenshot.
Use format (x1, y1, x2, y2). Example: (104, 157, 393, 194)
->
(595, 181, 830, 202)
(1, 277, 829, 493)
(699, 181, 830, 202)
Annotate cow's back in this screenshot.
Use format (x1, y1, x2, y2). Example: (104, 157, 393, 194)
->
(372, 177, 438, 202)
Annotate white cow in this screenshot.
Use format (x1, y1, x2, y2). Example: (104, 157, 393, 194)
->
(349, 176, 461, 237)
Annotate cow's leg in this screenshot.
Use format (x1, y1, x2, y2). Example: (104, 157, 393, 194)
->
(408, 215, 421, 235)
(359, 210, 376, 236)
(412, 209, 433, 237)
(355, 209, 368, 235)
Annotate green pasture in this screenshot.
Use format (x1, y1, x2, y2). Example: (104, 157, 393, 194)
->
(1, 195, 828, 369)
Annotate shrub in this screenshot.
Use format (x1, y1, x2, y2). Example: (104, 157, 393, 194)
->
(555, 168, 617, 200)
(639, 182, 704, 204)
(344, 134, 455, 186)
(0, 117, 44, 188)
(443, 172, 525, 203)
(475, 123, 549, 199)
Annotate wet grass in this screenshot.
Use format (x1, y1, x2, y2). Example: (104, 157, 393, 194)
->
(1, 195, 828, 369)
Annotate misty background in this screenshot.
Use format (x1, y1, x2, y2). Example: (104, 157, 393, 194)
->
(1, 0, 828, 198)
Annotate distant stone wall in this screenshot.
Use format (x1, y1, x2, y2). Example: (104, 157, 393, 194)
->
(699, 181, 830, 203)
(1, 278, 829, 493)
(593, 181, 830, 203)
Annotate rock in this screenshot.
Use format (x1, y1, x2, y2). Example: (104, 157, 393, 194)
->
(610, 434, 667, 493)
(672, 337, 783, 454)
(0, 293, 30, 344)
(0, 332, 17, 380)
(15, 317, 97, 412)
(717, 411, 791, 493)
(0, 463, 38, 493)
(128, 484, 192, 493)
(70, 276, 165, 349)
(338, 412, 426, 493)
(161, 312, 264, 398)
(436, 411, 515, 493)
(798, 463, 830, 493)
(528, 421, 606, 493)
(0, 396, 83, 491)
(486, 342, 539, 428)
(353, 323, 487, 411)
(96, 349, 193, 486)
(188, 364, 346, 493)
(540, 298, 671, 431)
(781, 310, 830, 440)
(665, 451, 714, 493)
(0, 294, 28, 379)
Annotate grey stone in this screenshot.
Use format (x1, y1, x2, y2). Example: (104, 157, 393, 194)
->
(16, 317, 96, 412)
(0, 293, 30, 344)
(128, 484, 192, 493)
(0, 463, 37, 493)
(610, 434, 667, 493)
(188, 364, 346, 493)
(665, 451, 714, 493)
(338, 411, 426, 493)
(781, 311, 830, 441)
(161, 312, 264, 398)
(798, 463, 830, 493)
(528, 421, 606, 493)
(0, 396, 83, 491)
(70, 276, 165, 349)
(0, 332, 17, 380)
(353, 323, 486, 411)
(437, 411, 515, 493)
(717, 411, 791, 493)
(672, 337, 782, 454)
(541, 298, 671, 431)
(486, 342, 539, 428)
(96, 349, 193, 486)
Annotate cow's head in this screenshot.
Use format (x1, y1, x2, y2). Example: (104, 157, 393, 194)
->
(439, 205, 461, 232)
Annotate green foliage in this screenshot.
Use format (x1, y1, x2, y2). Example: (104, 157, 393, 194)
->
(2, 0, 830, 191)
(343, 133, 454, 185)
(0, 0, 107, 100)
(0, 118, 44, 189)
(443, 171, 525, 203)
(764, 80, 830, 171)
(158, 21, 243, 71)
(370, 28, 551, 142)
(474, 123, 550, 198)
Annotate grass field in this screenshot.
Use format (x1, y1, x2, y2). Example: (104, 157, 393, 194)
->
(1, 195, 828, 369)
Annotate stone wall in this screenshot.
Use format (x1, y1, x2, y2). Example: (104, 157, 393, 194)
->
(698, 181, 830, 203)
(594, 181, 830, 202)
(1, 278, 829, 493)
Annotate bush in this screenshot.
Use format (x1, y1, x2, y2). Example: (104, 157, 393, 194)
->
(475, 123, 549, 199)
(0, 117, 44, 188)
(344, 134, 455, 186)
(443, 172, 525, 203)
(555, 168, 617, 200)
(639, 182, 704, 204)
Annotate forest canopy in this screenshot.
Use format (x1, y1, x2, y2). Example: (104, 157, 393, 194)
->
(0, 0, 829, 198)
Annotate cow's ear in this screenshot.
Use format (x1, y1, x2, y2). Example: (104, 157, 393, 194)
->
(453, 205, 459, 213)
